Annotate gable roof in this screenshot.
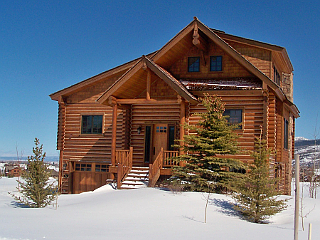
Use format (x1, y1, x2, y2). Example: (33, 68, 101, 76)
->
(97, 56, 197, 104)
(49, 52, 157, 102)
(49, 17, 298, 117)
(149, 17, 298, 116)
(151, 18, 279, 93)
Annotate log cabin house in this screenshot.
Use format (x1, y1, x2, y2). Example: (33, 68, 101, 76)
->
(50, 17, 299, 194)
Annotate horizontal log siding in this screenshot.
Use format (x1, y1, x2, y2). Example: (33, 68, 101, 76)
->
(57, 103, 66, 151)
(275, 99, 283, 163)
(131, 103, 181, 165)
(267, 91, 276, 151)
(62, 103, 124, 163)
(188, 93, 264, 163)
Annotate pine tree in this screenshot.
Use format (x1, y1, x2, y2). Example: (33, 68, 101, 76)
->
(171, 94, 245, 192)
(232, 132, 287, 223)
(12, 138, 57, 208)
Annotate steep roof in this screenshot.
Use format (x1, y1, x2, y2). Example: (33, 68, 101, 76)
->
(49, 52, 157, 102)
(49, 17, 298, 117)
(149, 17, 298, 117)
(97, 56, 197, 104)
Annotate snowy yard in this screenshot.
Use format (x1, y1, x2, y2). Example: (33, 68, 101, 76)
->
(0, 177, 319, 240)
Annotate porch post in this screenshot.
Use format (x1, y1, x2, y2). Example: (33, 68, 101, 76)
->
(111, 98, 118, 167)
(179, 100, 186, 156)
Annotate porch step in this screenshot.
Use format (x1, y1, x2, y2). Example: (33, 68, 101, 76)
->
(120, 167, 149, 189)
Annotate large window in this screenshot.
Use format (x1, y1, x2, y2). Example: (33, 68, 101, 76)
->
(81, 115, 103, 134)
(188, 57, 200, 72)
(284, 118, 289, 149)
(223, 109, 242, 129)
(210, 56, 222, 71)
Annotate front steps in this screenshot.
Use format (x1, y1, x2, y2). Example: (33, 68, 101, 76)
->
(120, 167, 149, 189)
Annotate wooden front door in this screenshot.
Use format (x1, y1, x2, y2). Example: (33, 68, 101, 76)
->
(152, 124, 168, 162)
(144, 123, 168, 164)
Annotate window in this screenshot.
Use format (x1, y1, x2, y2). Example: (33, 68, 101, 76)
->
(274, 66, 280, 85)
(168, 125, 175, 151)
(284, 118, 289, 149)
(144, 126, 152, 163)
(81, 115, 103, 134)
(95, 164, 108, 172)
(156, 126, 167, 133)
(75, 163, 92, 172)
(188, 57, 200, 72)
(223, 109, 242, 129)
(210, 56, 222, 71)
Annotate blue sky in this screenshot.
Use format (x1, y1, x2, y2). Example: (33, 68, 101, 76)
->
(1, 0, 319, 157)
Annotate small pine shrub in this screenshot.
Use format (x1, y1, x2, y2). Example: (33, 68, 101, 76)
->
(10, 138, 57, 208)
(232, 134, 287, 223)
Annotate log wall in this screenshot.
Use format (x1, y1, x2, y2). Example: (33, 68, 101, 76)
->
(130, 103, 181, 166)
(189, 90, 264, 163)
(58, 103, 126, 193)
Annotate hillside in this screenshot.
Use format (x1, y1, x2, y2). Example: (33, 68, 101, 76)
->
(294, 137, 320, 168)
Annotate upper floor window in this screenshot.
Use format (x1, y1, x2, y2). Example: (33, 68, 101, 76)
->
(188, 57, 200, 72)
(223, 109, 242, 129)
(210, 56, 222, 71)
(274, 66, 281, 85)
(81, 115, 103, 134)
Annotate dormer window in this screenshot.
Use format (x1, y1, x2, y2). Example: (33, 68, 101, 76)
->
(210, 56, 222, 71)
(188, 57, 200, 72)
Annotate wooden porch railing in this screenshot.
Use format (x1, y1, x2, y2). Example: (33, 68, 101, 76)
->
(116, 147, 133, 189)
(149, 150, 179, 187)
(163, 150, 179, 167)
(148, 148, 163, 187)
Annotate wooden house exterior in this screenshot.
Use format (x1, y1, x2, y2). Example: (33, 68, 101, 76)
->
(5, 164, 24, 177)
(50, 18, 299, 195)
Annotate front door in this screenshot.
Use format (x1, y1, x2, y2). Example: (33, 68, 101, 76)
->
(152, 124, 168, 162)
(144, 123, 175, 164)
(144, 124, 168, 164)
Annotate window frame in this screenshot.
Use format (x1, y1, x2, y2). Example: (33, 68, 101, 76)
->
(210, 56, 223, 72)
(81, 114, 104, 135)
(188, 57, 200, 72)
(223, 108, 243, 130)
(273, 66, 281, 85)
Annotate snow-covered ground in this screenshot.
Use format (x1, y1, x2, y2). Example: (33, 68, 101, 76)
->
(0, 178, 319, 240)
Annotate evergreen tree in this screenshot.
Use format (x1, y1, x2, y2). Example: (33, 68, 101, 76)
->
(12, 138, 57, 208)
(232, 133, 287, 223)
(171, 94, 245, 192)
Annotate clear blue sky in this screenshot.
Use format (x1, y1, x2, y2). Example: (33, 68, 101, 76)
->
(1, 0, 319, 157)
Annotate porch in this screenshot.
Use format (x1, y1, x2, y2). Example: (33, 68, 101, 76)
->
(110, 147, 180, 189)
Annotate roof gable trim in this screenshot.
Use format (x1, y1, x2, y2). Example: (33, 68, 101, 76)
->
(97, 56, 197, 104)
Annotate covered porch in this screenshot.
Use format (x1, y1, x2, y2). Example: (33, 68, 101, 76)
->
(95, 56, 197, 188)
